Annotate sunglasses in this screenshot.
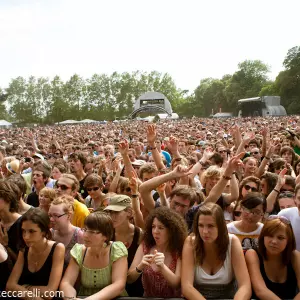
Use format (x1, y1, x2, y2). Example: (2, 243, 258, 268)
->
(278, 192, 295, 199)
(87, 187, 100, 192)
(251, 151, 259, 155)
(267, 215, 290, 225)
(55, 183, 71, 191)
(233, 211, 242, 217)
(219, 150, 227, 154)
(55, 152, 61, 155)
(244, 184, 258, 192)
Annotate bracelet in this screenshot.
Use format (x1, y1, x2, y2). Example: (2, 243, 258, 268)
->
(265, 157, 270, 160)
(222, 175, 231, 180)
(273, 189, 280, 194)
(131, 194, 138, 198)
(136, 266, 143, 274)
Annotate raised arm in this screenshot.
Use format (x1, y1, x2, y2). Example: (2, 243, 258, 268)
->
(147, 124, 165, 170)
(139, 165, 192, 212)
(119, 140, 137, 178)
(266, 168, 287, 213)
(255, 144, 274, 178)
(205, 152, 245, 204)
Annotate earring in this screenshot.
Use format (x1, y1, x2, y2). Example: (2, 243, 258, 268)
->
(103, 242, 107, 248)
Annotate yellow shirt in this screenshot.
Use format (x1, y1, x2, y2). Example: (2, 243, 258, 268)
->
(72, 200, 90, 228)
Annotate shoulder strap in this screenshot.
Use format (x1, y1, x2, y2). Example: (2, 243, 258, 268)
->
(82, 247, 88, 265)
(132, 226, 140, 246)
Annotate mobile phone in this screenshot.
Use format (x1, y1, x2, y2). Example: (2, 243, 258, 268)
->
(25, 157, 31, 162)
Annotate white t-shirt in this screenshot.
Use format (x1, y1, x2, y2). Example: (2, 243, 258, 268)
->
(278, 207, 300, 251)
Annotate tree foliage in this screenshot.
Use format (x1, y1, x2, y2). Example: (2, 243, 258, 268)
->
(1, 46, 300, 122)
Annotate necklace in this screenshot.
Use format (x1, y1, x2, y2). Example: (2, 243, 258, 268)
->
(30, 240, 49, 269)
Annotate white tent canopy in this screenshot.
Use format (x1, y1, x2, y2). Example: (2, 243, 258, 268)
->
(0, 120, 12, 126)
(56, 120, 80, 124)
(79, 119, 98, 123)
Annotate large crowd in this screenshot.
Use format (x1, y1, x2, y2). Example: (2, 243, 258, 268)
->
(0, 116, 300, 299)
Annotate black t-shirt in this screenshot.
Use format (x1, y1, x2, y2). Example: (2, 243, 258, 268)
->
(7, 216, 22, 254)
(26, 192, 39, 207)
(79, 176, 88, 199)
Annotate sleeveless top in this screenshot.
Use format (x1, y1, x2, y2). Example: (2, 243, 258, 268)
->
(253, 251, 298, 299)
(18, 243, 58, 286)
(142, 243, 181, 298)
(194, 234, 236, 299)
(70, 242, 128, 297)
(51, 227, 81, 268)
(124, 226, 144, 297)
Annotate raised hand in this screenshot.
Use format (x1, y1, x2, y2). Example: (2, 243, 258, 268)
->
(118, 140, 129, 156)
(276, 168, 287, 188)
(171, 165, 193, 178)
(243, 132, 255, 144)
(226, 152, 245, 173)
(147, 124, 157, 145)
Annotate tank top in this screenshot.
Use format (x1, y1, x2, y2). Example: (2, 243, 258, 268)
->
(254, 251, 298, 299)
(125, 226, 144, 297)
(142, 243, 181, 298)
(194, 234, 235, 299)
(18, 243, 58, 286)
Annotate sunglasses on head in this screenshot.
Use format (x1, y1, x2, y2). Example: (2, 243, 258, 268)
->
(267, 215, 290, 225)
(87, 187, 100, 192)
(233, 211, 242, 217)
(244, 184, 258, 192)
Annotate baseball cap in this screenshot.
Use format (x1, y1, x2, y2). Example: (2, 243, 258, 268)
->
(104, 195, 132, 212)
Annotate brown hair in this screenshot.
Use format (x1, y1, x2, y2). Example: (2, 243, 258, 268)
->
(138, 163, 157, 180)
(280, 146, 296, 165)
(143, 207, 188, 258)
(6, 174, 27, 198)
(258, 218, 296, 265)
(170, 185, 201, 207)
(239, 176, 261, 199)
(84, 174, 103, 189)
(193, 203, 229, 264)
(0, 181, 19, 212)
(84, 212, 114, 243)
(52, 160, 68, 173)
(33, 160, 52, 179)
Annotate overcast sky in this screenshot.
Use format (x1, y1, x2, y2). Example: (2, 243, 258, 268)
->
(0, 0, 299, 92)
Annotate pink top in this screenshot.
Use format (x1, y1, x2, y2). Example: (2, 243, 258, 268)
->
(142, 243, 181, 298)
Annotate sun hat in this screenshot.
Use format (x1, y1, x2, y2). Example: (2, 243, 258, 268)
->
(104, 195, 132, 212)
(6, 160, 20, 174)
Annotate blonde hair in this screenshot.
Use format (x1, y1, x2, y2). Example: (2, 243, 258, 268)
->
(39, 187, 56, 203)
(201, 165, 221, 186)
(51, 195, 74, 215)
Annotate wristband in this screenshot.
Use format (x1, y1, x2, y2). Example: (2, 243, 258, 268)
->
(136, 266, 143, 273)
(273, 189, 280, 194)
(265, 157, 270, 160)
(222, 175, 231, 180)
(131, 195, 138, 198)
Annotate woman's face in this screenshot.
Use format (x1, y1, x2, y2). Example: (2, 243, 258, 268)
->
(198, 215, 218, 243)
(281, 151, 293, 164)
(275, 164, 285, 175)
(241, 204, 264, 225)
(152, 217, 169, 247)
(39, 192, 51, 212)
(52, 167, 62, 180)
(296, 163, 300, 175)
(104, 177, 112, 190)
(241, 181, 259, 199)
(22, 220, 45, 247)
(108, 210, 129, 228)
(205, 175, 220, 192)
(87, 185, 102, 199)
(260, 179, 268, 196)
(244, 159, 257, 174)
(48, 203, 69, 230)
(264, 227, 288, 255)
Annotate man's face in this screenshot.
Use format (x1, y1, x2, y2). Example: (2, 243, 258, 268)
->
(142, 172, 156, 182)
(55, 177, 74, 197)
(69, 158, 83, 174)
(178, 142, 186, 153)
(170, 195, 190, 217)
(32, 170, 45, 190)
(295, 190, 300, 212)
(250, 148, 261, 160)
